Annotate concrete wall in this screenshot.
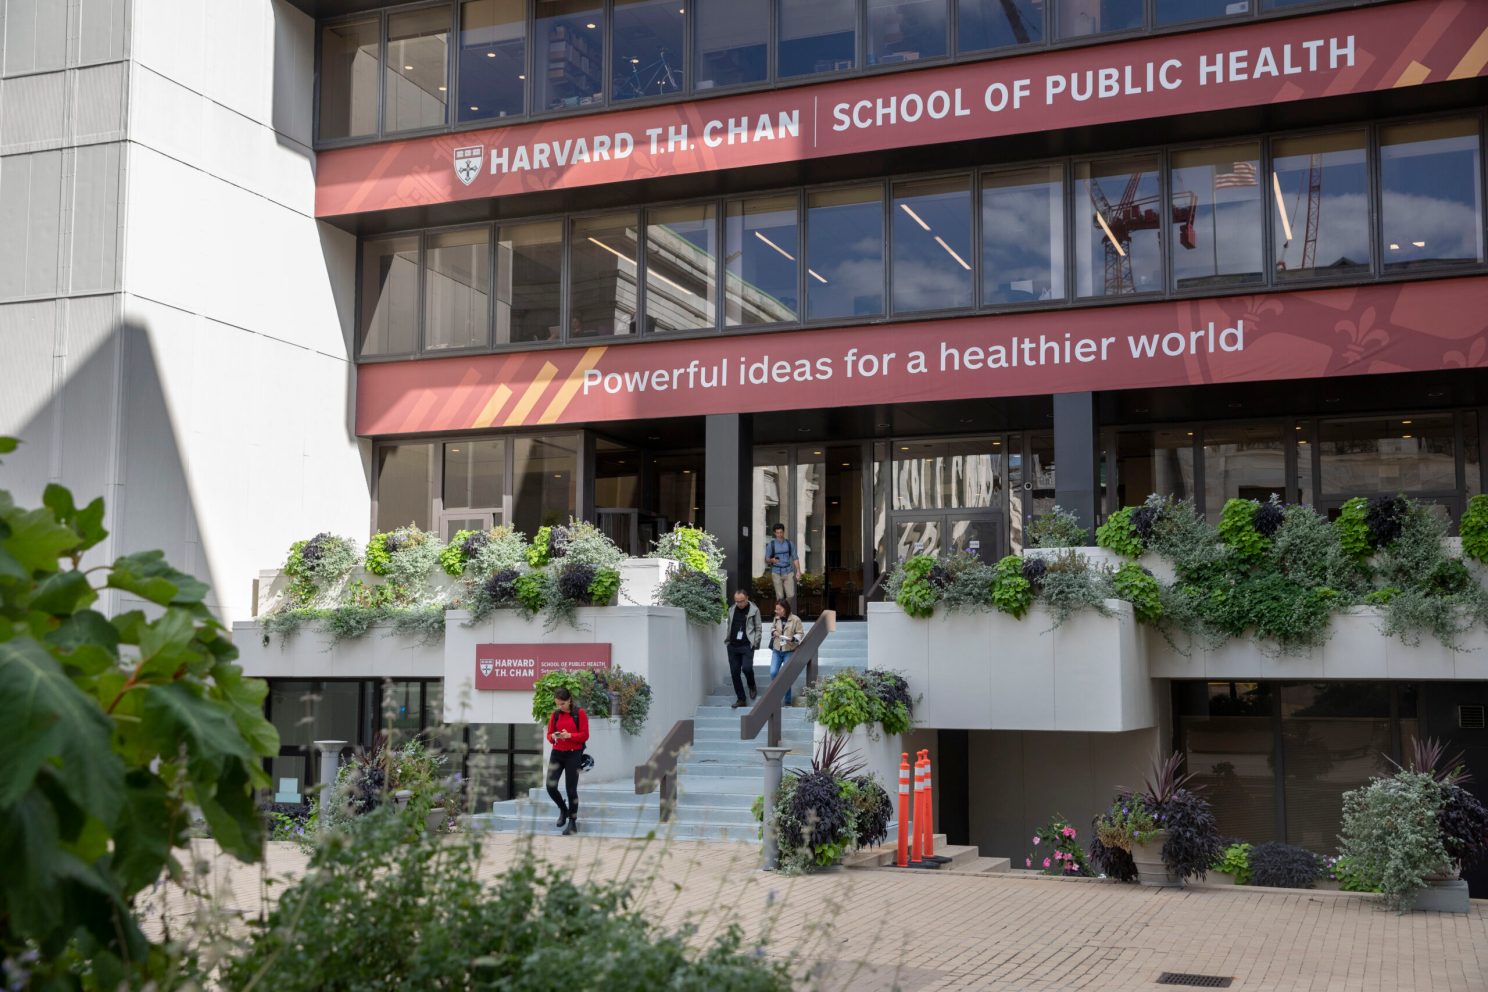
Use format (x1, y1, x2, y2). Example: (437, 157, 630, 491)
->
(0, 0, 364, 625)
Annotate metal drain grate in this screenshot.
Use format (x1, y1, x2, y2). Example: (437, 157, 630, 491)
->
(1156, 973, 1233, 988)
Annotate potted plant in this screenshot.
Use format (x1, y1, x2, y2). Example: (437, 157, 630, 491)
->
(1208, 842, 1251, 885)
(1093, 752, 1220, 888)
(1248, 842, 1326, 889)
(755, 735, 891, 873)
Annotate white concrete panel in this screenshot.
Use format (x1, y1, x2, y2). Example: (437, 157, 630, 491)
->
(0, 150, 63, 298)
(2, 0, 67, 76)
(126, 60, 203, 168)
(200, 0, 269, 124)
(72, 61, 128, 141)
(67, 140, 122, 292)
(129, 0, 205, 96)
(0, 70, 65, 149)
(76, 0, 128, 66)
(200, 87, 316, 212)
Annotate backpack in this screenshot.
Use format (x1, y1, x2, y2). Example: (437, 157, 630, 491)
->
(769, 538, 795, 567)
(549, 707, 594, 772)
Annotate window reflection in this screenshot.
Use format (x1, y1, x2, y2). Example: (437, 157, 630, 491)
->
(537, 1, 603, 111)
(892, 438, 1003, 509)
(1318, 415, 1456, 495)
(425, 228, 490, 351)
(360, 236, 420, 356)
(779, 0, 856, 78)
(694, 0, 767, 89)
(1272, 131, 1370, 281)
(443, 440, 505, 510)
(1169, 144, 1264, 291)
(513, 435, 578, 533)
(496, 220, 563, 344)
(1075, 155, 1162, 298)
(646, 203, 717, 333)
(1057, 0, 1142, 40)
(1202, 424, 1285, 524)
(1116, 429, 1194, 507)
(571, 212, 640, 338)
(319, 18, 380, 140)
(613, 0, 685, 101)
(893, 176, 972, 313)
(384, 8, 450, 132)
(376, 445, 433, 531)
(752, 449, 791, 576)
(725, 195, 800, 326)
(982, 165, 1064, 304)
(807, 185, 885, 320)
(1380, 118, 1484, 271)
(458, 0, 526, 121)
(957, 0, 1042, 52)
(1155, 0, 1253, 26)
(867, 0, 949, 66)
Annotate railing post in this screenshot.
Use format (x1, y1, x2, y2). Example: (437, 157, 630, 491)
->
(660, 771, 676, 822)
(757, 746, 793, 871)
(768, 709, 781, 748)
(313, 740, 346, 796)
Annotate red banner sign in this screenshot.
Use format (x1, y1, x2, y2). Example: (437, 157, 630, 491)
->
(317, 0, 1488, 217)
(357, 276, 1488, 436)
(474, 643, 612, 691)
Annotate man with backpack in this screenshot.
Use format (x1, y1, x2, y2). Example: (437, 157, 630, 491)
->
(763, 523, 802, 612)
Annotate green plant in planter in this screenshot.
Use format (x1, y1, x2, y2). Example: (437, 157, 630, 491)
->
(990, 555, 1034, 618)
(1339, 769, 1451, 911)
(530, 671, 598, 724)
(814, 674, 874, 735)
(282, 532, 359, 605)
(1248, 841, 1324, 889)
(892, 554, 940, 619)
(592, 667, 653, 736)
(1462, 494, 1488, 564)
(1111, 562, 1163, 624)
(1095, 506, 1145, 559)
(438, 528, 487, 577)
(1335, 496, 1373, 560)
(656, 567, 727, 626)
(515, 572, 548, 617)
(650, 525, 726, 574)
(587, 566, 621, 605)
(1218, 498, 1269, 561)
(1038, 551, 1113, 628)
(1212, 842, 1253, 884)
(1094, 794, 1160, 853)
(527, 525, 554, 567)
(1024, 815, 1093, 876)
(1027, 506, 1088, 549)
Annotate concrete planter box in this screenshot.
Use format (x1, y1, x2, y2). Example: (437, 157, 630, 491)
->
(867, 600, 1156, 732)
(233, 620, 446, 679)
(1023, 546, 1174, 584)
(812, 722, 903, 797)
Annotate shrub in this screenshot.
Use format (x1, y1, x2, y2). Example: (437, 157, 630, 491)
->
(935, 552, 998, 613)
(1339, 770, 1451, 911)
(1088, 821, 1138, 882)
(1253, 495, 1286, 538)
(656, 566, 727, 626)
(466, 525, 530, 578)
(891, 554, 940, 618)
(769, 736, 867, 872)
(1438, 783, 1488, 871)
(531, 670, 598, 725)
(1218, 498, 1268, 561)
(1111, 562, 1163, 624)
(812, 674, 873, 735)
(991, 555, 1035, 618)
(438, 528, 487, 576)
(1156, 789, 1222, 881)
(283, 532, 359, 604)
(850, 775, 893, 849)
(1335, 496, 1372, 560)
(1095, 506, 1145, 559)
(548, 519, 627, 570)
(515, 572, 548, 616)
(588, 565, 621, 605)
(1094, 794, 1160, 853)
(1024, 816, 1093, 876)
(1212, 842, 1253, 884)
(651, 525, 726, 574)
(1146, 498, 1226, 582)
(1462, 494, 1488, 563)
(1038, 551, 1113, 628)
(1326, 855, 1380, 892)
(592, 667, 654, 736)
(1027, 506, 1088, 548)
(1097, 752, 1220, 881)
(809, 669, 913, 737)
(364, 526, 442, 598)
(1247, 842, 1324, 889)
(527, 525, 554, 566)
(1273, 503, 1364, 595)
(1366, 494, 1409, 549)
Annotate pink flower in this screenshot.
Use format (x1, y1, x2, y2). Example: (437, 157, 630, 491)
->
(1025, 857, 1032, 867)
(1042, 857, 1051, 869)
(1063, 826, 1077, 838)
(1031, 835, 1040, 845)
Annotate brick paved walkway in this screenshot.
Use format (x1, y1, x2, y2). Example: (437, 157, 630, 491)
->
(157, 834, 1488, 991)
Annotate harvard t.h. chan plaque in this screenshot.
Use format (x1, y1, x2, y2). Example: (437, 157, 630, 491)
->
(474, 643, 612, 691)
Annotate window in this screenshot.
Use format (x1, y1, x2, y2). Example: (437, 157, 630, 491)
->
(1271, 130, 1370, 282)
(425, 228, 490, 351)
(496, 220, 563, 344)
(694, 0, 767, 90)
(536, 1, 603, 112)
(645, 203, 716, 333)
(1175, 681, 1279, 844)
(807, 185, 885, 320)
(867, 0, 948, 66)
(1155, 0, 1253, 26)
(384, 7, 450, 133)
(1317, 415, 1457, 495)
(982, 165, 1064, 305)
(725, 194, 800, 326)
(1074, 155, 1162, 298)
(513, 435, 578, 534)
(1116, 429, 1194, 507)
(319, 18, 380, 140)
(957, 0, 1042, 52)
(570, 211, 640, 338)
(778, 0, 856, 78)
(375, 444, 433, 532)
(360, 235, 420, 356)
(1169, 144, 1264, 291)
(892, 176, 972, 313)
(612, 0, 685, 102)
(1379, 118, 1484, 271)
(443, 440, 505, 510)
(1056, 0, 1142, 40)
(458, 0, 526, 122)
(1202, 424, 1285, 524)
(892, 438, 1003, 509)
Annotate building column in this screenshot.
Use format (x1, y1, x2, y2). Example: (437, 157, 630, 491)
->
(1053, 391, 1099, 541)
(704, 413, 752, 593)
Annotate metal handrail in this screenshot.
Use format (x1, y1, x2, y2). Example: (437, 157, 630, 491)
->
(860, 570, 889, 614)
(634, 718, 693, 822)
(741, 610, 835, 747)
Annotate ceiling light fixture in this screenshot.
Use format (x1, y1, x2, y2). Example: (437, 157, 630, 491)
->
(753, 230, 795, 262)
(1389, 243, 1400, 250)
(899, 202, 930, 231)
(438, 85, 447, 91)
(486, 51, 496, 58)
(1412, 240, 1426, 248)
(404, 64, 413, 70)
(586, 22, 596, 28)
(1094, 211, 1125, 257)
(470, 105, 478, 111)
(518, 74, 525, 79)
(1401, 419, 1413, 425)
(1272, 172, 1294, 243)
(935, 236, 971, 270)
(1402, 434, 1413, 439)
(808, 268, 828, 284)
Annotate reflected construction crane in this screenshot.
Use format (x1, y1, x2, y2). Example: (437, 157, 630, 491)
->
(1089, 175, 1198, 295)
(1276, 154, 1322, 272)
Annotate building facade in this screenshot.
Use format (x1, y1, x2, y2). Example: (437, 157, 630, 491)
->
(4, 0, 1488, 874)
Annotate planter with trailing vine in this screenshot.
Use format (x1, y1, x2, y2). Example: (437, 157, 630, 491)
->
(1129, 831, 1181, 888)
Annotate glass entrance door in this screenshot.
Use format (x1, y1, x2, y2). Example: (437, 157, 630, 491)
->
(892, 511, 1003, 563)
(794, 444, 866, 619)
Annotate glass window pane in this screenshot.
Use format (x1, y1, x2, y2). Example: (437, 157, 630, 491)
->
(613, 0, 685, 102)
(1177, 681, 1279, 845)
(313, 682, 363, 745)
(425, 228, 490, 351)
(645, 203, 716, 333)
(496, 220, 563, 345)
(1272, 131, 1370, 282)
(893, 438, 1004, 510)
(382, 681, 422, 733)
(570, 212, 640, 338)
(536, 1, 603, 112)
(376, 444, 433, 531)
(694, 0, 767, 90)
(1116, 429, 1194, 507)
(385, 8, 450, 133)
(1074, 155, 1162, 298)
(653, 453, 704, 527)
(867, 0, 948, 67)
(778, 0, 856, 79)
(1169, 144, 1264, 292)
(893, 176, 972, 313)
(1318, 415, 1456, 495)
(513, 435, 578, 534)
(1467, 412, 1481, 500)
(360, 235, 419, 356)
(1295, 420, 1315, 507)
(1056, 0, 1142, 41)
(1155, 0, 1253, 27)
(796, 450, 826, 576)
(319, 18, 380, 140)
(269, 681, 317, 748)
(1380, 118, 1484, 271)
(1202, 424, 1284, 524)
(458, 0, 526, 122)
(807, 185, 885, 320)
(957, 0, 1042, 53)
(444, 440, 505, 509)
(1281, 682, 1399, 853)
(752, 448, 791, 576)
(982, 165, 1064, 305)
(725, 195, 799, 326)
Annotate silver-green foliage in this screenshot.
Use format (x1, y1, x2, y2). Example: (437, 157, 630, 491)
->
(1038, 551, 1113, 628)
(550, 519, 627, 570)
(1339, 770, 1451, 912)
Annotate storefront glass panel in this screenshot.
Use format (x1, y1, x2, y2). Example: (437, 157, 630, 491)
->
(458, 0, 526, 121)
(725, 195, 800, 326)
(570, 211, 640, 337)
(1317, 415, 1456, 495)
(443, 440, 505, 510)
(496, 220, 563, 344)
(425, 228, 490, 350)
(694, 0, 767, 89)
(1155, 0, 1252, 26)
(1272, 130, 1371, 282)
(795, 449, 828, 577)
(513, 435, 578, 533)
(319, 18, 380, 140)
(1281, 683, 1400, 852)
(1074, 155, 1162, 298)
(1169, 144, 1264, 291)
(1380, 118, 1484, 271)
(867, 0, 949, 66)
(1468, 412, 1482, 498)
(982, 165, 1065, 304)
(1056, 0, 1142, 41)
(1202, 424, 1285, 523)
(384, 7, 450, 132)
(376, 444, 433, 531)
(645, 203, 716, 333)
(752, 448, 792, 577)
(957, 0, 1042, 52)
(1116, 428, 1193, 507)
(807, 185, 885, 320)
(778, 0, 856, 78)
(654, 453, 703, 528)
(360, 235, 420, 356)
(612, 0, 686, 101)
(1175, 681, 1280, 844)
(536, 1, 604, 112)
(892, 176, 972, 313)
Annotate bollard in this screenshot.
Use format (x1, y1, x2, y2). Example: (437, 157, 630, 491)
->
(910, 751, 924, 865)
(313, 740, 346, 797)
(896, 752, 911, 868)
(758, 746, 794, 871)
(923, 750, 935, 859)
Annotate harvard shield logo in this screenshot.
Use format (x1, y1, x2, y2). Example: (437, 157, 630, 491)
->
(479, 658, 494, 678)
(454, 145, 484, 187)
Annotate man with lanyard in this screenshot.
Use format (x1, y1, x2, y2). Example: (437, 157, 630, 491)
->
(763, 523, 802, 613)
(723, 588, 761, 709)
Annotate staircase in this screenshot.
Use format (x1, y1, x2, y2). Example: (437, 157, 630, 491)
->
(471, 621, 866, 842)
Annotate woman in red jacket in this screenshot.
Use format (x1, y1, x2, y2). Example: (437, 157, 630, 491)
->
(545, 686, 589, 835)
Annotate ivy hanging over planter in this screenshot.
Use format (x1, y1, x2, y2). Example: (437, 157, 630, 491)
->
(530, 668, 652, 736)
(804, 669, 913, 737)
(656, 566, 727, 627)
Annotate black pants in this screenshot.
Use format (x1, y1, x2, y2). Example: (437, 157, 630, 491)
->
(546, 749, 582, 814)
(728, 645, 757, 703)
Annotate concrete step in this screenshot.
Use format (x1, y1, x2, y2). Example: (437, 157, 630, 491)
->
(947, 856, 1012, 874)
(843, 837, 993, 872)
